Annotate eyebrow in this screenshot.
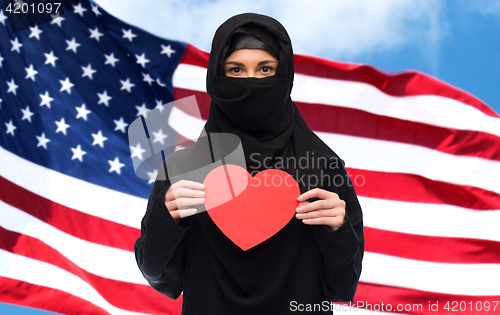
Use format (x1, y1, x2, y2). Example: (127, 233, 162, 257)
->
(223, 60, 278, 66)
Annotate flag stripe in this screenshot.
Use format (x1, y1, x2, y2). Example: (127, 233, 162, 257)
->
(364, 227, 500, 264)
(355, 282, 500, 315)
(174, 87, 500, 163)
(0, 249, 145, 315)
(0, 276, 109, 315)
(0, 146, 147, 229)
(360, 252, 500, 296)
(359, 196, 500, 242)
(0, 175, 139, 252)
(0, 200, 145, 285)
(0, 227, 181, 314)
(349, 168, 500, 211)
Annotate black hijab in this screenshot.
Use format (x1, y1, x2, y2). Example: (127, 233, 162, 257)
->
(182, 13, 346, 314)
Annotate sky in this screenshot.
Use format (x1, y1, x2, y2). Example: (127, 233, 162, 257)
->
(1, 0, 499, 314)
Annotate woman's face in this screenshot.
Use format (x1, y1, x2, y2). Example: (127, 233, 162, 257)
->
(223, 49, 278, 78)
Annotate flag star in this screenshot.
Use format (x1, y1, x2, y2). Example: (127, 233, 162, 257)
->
(51, 16, 65, 27)
(36, 132, 50, 149)
(71, 145, 87, 162)
(11, 37, 22, 53)
(21, 106, 34, 122)
(25, 64, 38, 81)
(130, 143, 147, 160)
(108, 157, 125, 174)
(73, 3, 87, 16)
(89, 27, 103, 41)
(60, 77, 74, 94)
(160, 44, 176, 57)
(104, 53, 119, 67)
(147, 169, 158, 184)
(152, 129, 168, 145)
(155, 99, 165, 113)
(135, 53, 150, 68)
(91, 130, 107, 148)
(44, 51, 59, 67)
(91, 4, 102, 16)
(122, 28, 137, 42)
(7, 79, 19, 95)
(29, 25, 43, 40)
(97, 90, 112, 106)
(82, 63, 97, 79)
(120, 78, 135, 93)
(5, 120, 16, 136)
(136, 103, 150, 118)
(0, 10, 7, 26)
(39, 91, 54, 108)
(113, 117, 128, 133)
(75, 104, 91, 120)
(0, 53, 4, 67)
(142, 73, 154, 85)
(66, 37, 81, 53)
(55, 118, 70, 135)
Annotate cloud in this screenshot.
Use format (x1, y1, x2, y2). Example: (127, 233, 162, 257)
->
(94, 0, 447, 62)
(461, 0, 500, 17)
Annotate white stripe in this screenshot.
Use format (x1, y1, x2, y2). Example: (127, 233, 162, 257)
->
(0, 250, 148, 315)
(0, 146, 147, 229)
(361, 252, 500, 296)
(360, 196, 500, 242)
(167, 107, 500, 194)
(173, 63, 500, 137)
(317, 132, 500, 194)
(0, 200, 147, 285)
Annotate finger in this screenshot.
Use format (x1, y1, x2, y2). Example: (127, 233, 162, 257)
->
(296, 207, 344, 220)
(296, 198, 344, 214)
(297, 188, 338, 202)
(169, 208, 198, 221)
(166, 197, 205, 211)
(298, 201, 310, 207)
(301, 216, 345, 230)
(170, 180, 205, 191)
(167, 187, 205, 201)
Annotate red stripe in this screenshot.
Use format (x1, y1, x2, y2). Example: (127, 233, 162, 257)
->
(179, 44, 499, 118)
(365, 227, 500, 264)
(295, 101, 500, 162)
(0, 226, 183, 314)
(347, 168, 500, 211)
(0, 276, 109, 315)
(174, 88, 500, 162)
(353, 282, 500, 315)
(0, 175, 139, 252)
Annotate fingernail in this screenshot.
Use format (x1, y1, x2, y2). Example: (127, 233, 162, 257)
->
(199, 183, 205, 188)
(199, 191, 205, 197)
(190, 209, 198, 214)
(199, 198, 205, 202)
(296, 207, 302, 212)
(297, 195, 303, 201)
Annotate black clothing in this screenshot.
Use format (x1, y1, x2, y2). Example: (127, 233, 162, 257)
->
(135, 13, 364, 315)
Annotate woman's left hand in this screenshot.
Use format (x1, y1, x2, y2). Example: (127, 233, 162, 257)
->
(295, 188, 346, 232)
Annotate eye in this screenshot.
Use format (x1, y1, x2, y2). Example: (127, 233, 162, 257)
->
(260, 66, 275, 75)
(229, 67, 241, 73)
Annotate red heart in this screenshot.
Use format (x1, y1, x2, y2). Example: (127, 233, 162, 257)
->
(203, 164, 299, 251)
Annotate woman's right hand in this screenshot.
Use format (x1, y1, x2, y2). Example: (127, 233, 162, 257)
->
(165, 180, 206, 224)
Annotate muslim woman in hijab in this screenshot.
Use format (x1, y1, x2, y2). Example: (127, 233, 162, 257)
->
(135, 13, 363, 315)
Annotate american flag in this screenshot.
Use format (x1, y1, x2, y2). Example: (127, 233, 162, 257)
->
(1, 1, 500, 315)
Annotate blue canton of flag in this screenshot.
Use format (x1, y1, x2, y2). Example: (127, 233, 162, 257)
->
(0, 0, 185, 198)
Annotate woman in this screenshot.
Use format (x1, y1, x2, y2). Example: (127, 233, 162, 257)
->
(135, 13, 363, 314)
